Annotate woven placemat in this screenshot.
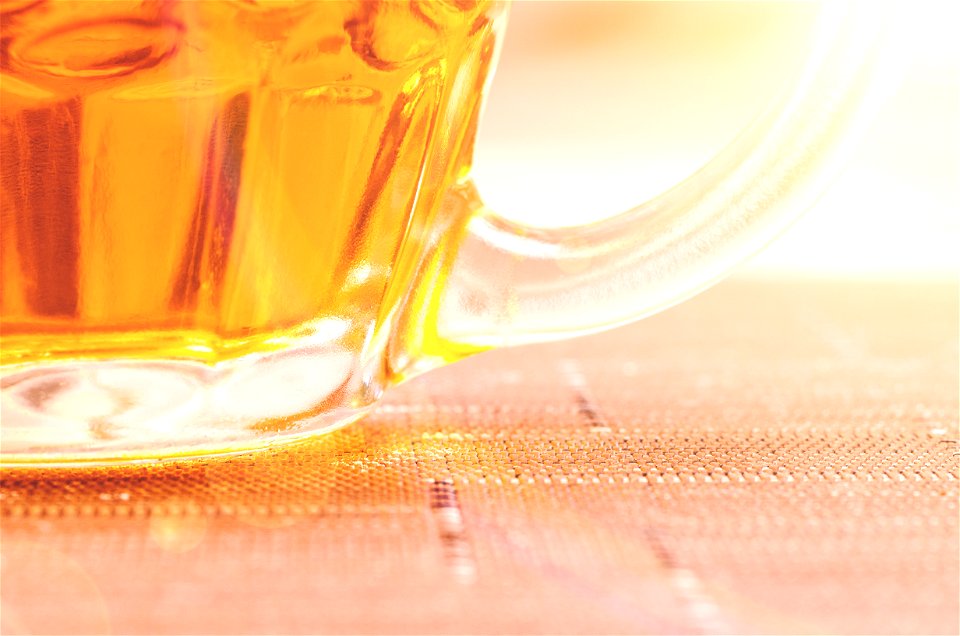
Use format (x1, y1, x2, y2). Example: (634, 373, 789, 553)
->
(1, 279, 957, 635)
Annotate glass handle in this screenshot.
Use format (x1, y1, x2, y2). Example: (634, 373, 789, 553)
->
(390, 1, 898, 379)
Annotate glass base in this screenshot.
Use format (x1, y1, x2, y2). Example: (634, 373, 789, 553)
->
(0, 346, 376, 468)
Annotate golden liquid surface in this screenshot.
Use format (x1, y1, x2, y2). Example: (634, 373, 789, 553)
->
(1, 0, 501, 366)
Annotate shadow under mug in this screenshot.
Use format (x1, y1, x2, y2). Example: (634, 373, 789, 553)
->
(0, 0, 894, 466)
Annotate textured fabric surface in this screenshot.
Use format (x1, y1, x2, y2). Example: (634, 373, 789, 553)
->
(1, 279, 957, 635)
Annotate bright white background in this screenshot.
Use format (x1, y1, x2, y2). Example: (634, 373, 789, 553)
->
(473, 1, 959, 279)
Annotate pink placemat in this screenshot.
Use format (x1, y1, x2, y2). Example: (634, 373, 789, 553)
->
(2, 279, 957, 634)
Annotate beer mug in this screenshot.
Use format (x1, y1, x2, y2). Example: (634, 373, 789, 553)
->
(0, 1, 890, 465)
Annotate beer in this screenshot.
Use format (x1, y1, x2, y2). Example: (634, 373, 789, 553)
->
(1, 0, 501, 366)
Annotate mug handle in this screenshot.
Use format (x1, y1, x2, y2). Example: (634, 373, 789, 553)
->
(391, 1, 899, 377)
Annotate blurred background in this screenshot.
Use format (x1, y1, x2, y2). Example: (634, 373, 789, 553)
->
(473, 1, 959, 280)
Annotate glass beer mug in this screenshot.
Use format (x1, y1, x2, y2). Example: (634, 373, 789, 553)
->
(1, 0, 890, 465)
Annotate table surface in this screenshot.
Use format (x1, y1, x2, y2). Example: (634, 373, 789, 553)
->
(1, 278, 957, 635)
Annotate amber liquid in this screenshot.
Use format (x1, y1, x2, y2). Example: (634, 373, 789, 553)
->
(1, 0, 500, 366)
